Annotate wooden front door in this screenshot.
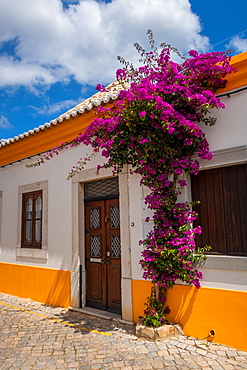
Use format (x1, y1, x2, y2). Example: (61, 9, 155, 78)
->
(85, 199, 121, 313)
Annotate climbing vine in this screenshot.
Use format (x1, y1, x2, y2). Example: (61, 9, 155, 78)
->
(28, 31, 235, 326)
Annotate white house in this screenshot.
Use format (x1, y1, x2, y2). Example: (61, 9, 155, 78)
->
(0, 52, 246, 351)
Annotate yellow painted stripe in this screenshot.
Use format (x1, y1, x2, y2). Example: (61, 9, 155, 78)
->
(0, 301, 111, 337)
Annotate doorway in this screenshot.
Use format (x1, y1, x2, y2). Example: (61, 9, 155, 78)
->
(84, 179, 121, 314)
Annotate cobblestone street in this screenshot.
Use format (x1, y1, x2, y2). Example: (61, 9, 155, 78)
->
(0, 292, 247, 370)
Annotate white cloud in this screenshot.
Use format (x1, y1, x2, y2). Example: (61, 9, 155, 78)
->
(0, 0, 209, 89)
(0, 115, 13, 129)
(29, 99, 80, 115)
(0, 55, 68, 87)
(229, 36, 247, 53)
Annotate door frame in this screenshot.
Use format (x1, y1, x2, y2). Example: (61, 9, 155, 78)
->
(71, 165, 133, 322)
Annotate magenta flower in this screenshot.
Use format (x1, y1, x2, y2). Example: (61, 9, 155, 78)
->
(95, 84, 107, 92)
(139, 111, 147, 118)
(116, 68, 127, 80)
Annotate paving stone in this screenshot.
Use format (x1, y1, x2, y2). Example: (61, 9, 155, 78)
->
(168, 348, 180, 354)
(152, 362, 167, 369)
(237, 363, 247, 368)
(157, 349, 169, 356)
(186, 344, 197, 352)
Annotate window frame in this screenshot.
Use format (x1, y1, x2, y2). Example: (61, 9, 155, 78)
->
(21, 190, 43, 249)
(17, 181, 48, 259)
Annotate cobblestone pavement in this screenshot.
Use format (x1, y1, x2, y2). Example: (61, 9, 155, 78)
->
(0, 292, 247, 370)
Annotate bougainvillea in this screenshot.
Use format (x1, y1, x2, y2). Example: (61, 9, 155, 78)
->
(28, 31, 235, 325)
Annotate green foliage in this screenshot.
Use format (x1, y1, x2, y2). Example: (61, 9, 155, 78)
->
(143, 285, 170, 327)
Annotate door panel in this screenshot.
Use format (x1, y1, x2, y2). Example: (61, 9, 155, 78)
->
(106, 199, 121, 313)
(85, 198, 121, 313)
(87, 262, 103, 300)
(85, 201, 106, 310)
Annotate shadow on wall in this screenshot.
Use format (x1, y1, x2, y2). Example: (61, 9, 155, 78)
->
(166, 284, 247, 352)
(0, 262, 71, 308)
(131, 280, 199, 327)
(44, 268, 71, 308)
(166, 284, 199, 329)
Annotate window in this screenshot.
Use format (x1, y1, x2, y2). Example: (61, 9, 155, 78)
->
(191, 163, 247, 256)
(17, 181, 48, 259)
(22, 190, 42, 248)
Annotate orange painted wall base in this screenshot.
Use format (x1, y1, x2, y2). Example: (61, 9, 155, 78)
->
(132, 279, 247, 352)
(0, 262, 71, 308)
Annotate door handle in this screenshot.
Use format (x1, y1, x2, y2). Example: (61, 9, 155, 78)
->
(105, 216, 109, 222)
(106, 252, 110, 264)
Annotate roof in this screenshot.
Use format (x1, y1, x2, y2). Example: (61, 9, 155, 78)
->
(0, 81, 126, 149)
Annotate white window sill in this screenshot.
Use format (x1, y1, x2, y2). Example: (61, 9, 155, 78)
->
(201, 255, 247, 271)
(16, 247, 48, 259)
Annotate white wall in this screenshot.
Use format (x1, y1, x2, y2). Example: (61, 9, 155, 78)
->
(199, 92, 247, 152)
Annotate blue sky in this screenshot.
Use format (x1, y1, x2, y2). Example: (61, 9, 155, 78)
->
(0, 0, 246, 140)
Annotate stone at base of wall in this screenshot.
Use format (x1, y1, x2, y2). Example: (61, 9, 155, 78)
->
(136, 319, 183, 341)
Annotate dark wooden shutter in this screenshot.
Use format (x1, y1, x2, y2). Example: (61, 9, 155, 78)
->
(191, 164, 247, 256)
